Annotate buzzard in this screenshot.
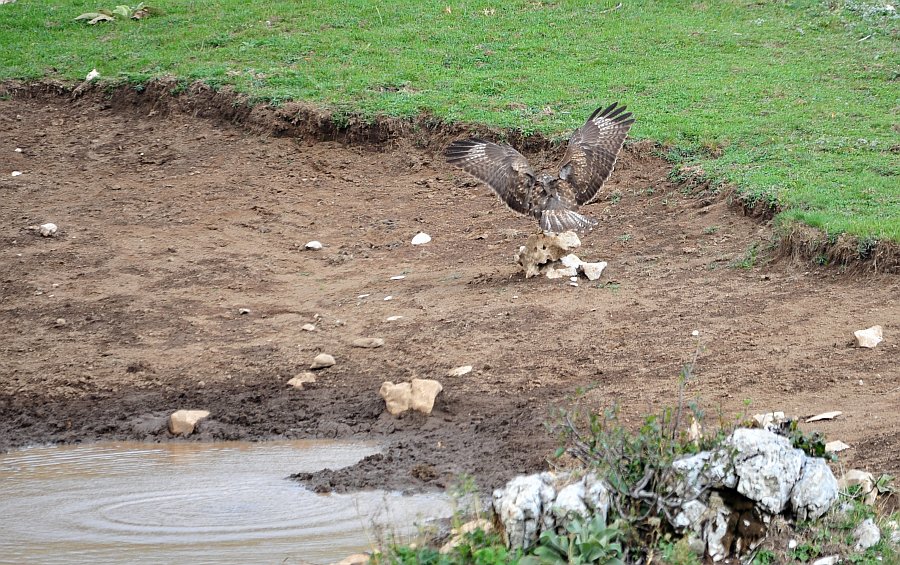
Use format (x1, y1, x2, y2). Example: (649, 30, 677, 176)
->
(445, 102, 634, 234)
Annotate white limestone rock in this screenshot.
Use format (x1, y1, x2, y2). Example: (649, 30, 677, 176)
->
(726, 428, 805, 514)
(440, 519, 494, 554)
(839, 469, 878, 506)
(515, 231, 581, 278)
(287, 372, 316, 389)
(167, 409, 210, 436)
(545, 265, 578, 279)
(854, 518, 880, 551)
(39, 223, 58, 237)
(854, 325, 883, 348)
(351, 337, 384, 348)
(379, 381, 412, 416)
(790, 457, 839, 521)
(410, 378, 443, 414)
(493, 473, 557, 550)
(580, 261, 608, 281)
(447, 365, 472, 377)
(411, 232, 431, 245)
(704, 494, 732, 562)
(305, 240, 323, 250)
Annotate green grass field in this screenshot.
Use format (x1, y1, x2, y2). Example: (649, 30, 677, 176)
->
(1, 0, 897, 243)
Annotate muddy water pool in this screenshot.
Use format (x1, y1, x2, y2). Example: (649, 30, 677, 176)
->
(0, 440, 450, 564)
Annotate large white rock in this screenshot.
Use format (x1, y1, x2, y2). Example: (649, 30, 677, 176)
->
(790, 457, 839, 521)
(726, 428, 805, 514)
(854, 325, 883, 348)
(551, 472, 611, 528)
(515, 231, 581, 278)
(493, 473, 557, 550)
(168, 409, 210, 436)
(854, 518, 881, 551)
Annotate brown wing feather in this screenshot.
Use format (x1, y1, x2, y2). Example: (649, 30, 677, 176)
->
(445, 138, 538, 217)
(557, 102, 635, 205)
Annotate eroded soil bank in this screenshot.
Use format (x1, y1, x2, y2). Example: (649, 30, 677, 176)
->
(1, 84, 897, 493)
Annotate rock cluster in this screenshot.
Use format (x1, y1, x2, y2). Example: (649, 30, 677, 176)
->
(492, 428, 839, 562)
(514, 231, 606, 280)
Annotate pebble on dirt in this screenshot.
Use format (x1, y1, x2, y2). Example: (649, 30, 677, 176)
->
(54, 318, 66, 326)
(11, 170, 23, 177)
(39, 223, 58, 237)
(238, 308, 251, 315)
(411, 232, 431, 245)
(447, 365, 473, 377)
(287, 372, 316, 390)
(301, 323, 316, 331)
(351, 337, 384, 348)
(310, 353, 336, 369)
(167, 409, 210, 436)
(304, 240, 323, 250)
(854, 325, 883, 348)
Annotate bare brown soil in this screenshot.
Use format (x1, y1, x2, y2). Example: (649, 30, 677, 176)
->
(1, 84, 898, 494)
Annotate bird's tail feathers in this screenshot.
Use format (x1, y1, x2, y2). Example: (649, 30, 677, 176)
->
(540, 209, 599, 234)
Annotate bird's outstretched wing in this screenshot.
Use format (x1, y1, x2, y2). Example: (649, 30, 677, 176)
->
(445, 138, 537, 217)
(557, 102, 634, 205)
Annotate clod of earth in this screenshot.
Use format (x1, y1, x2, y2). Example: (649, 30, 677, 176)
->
(351, 337, 384, 348)
(854, 325, 883, 348)
(310, 353, 335, 369)
(287, 372, 316, 390)
(167, 409, 210, 436)
(379, 378, 443, 416)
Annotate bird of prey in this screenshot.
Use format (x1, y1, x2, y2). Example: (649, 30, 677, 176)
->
(445, 102, 634, 234)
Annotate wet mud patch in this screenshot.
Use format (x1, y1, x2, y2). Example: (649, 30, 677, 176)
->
(1, 84, 898, 494)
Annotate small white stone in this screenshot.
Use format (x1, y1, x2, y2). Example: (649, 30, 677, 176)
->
(390, 275, 406, 280)
(692, 330, 700, 337)
(385, 315, 403, 321)
(358, 294, 370, 299)
(11, 170, 22, 177)
(569, 276, 578, 282)
(54, 318, 67, 326)
(825, 440, 850, 453)
(14, 148, 23, 153)
(238, 308, 251, 315)
(447, 365, 473, 377)
(560, 254, 583, 269)
(569, 282, 578, 287)
(305, 240, 323, 250)
(812, 556, 839, 565)
(854, 325, 883, 348)
(352, 337, 384, 348)
(411, 232, 431, 245)
(301, 323, 316, 331)
(85, 68, 100, 81)
(580, 261, 608, 281)
(383, 295, 392, 301)
(788, 539, 798, 549)
(287, 372, 316, 389)
(310, 353, 336, 369)
(546, 266, 577, 279)
(39, 223, 58, 237)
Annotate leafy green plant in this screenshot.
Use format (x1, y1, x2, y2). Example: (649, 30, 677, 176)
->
(750, 548, 776, 565)
(524, 516, 625, 565)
